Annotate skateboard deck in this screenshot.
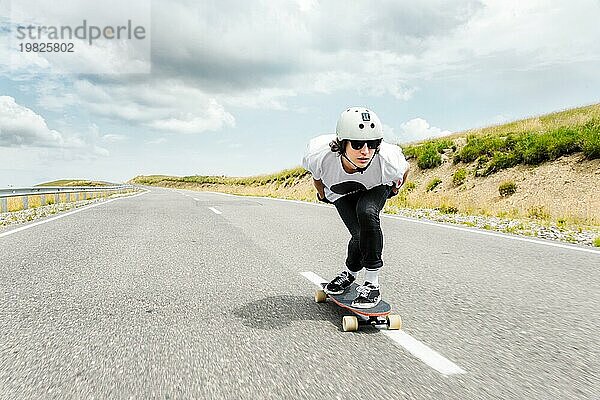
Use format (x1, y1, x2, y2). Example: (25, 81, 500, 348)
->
(315, 282, 402, 332)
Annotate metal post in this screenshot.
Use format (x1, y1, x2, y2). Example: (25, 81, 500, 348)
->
(22, 196, 28, 210)
(0, 198, 6, 213)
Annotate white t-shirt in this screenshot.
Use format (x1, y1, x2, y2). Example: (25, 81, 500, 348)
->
(302, 134, 410, 203)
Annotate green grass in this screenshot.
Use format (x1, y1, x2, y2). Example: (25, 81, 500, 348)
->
(593, 237, 600, 247)
(452, 168, 467, 186)
(399, 104, 600, 176)
(453, 119, 600, 175)
(426, 177, 442, 192)
(403, 139, 453, 169)
(499, 180, 517, 197)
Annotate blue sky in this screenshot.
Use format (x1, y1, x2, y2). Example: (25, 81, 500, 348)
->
(1, 0, 599, 187)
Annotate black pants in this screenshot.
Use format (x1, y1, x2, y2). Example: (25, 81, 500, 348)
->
(333, 184, 393, 273)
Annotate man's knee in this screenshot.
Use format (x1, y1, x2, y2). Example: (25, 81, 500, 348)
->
(356, 206, 380, 226)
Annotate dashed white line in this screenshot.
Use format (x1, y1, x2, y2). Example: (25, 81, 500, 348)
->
(301, 271, 467, 376)
(301, 271, 327, 285)
(208, 207, 222, 215)
(382, 330, 466, 376)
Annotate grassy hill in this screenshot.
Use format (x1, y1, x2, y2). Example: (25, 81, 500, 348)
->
(130, 103, 600, 229)
(36, 180, 115, 187)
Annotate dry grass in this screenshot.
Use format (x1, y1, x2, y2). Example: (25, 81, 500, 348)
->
(7, 197, 23, 212)
(452, 103, 600, 138)
(2, 191, 114, 213)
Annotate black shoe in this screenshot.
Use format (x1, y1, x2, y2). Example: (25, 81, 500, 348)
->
(351, 282, 381, 308)
(324, 271, 356, 295)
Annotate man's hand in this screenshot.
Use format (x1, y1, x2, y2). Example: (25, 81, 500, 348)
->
(313, 179, 329, 202)
(317, 192, 331, 204)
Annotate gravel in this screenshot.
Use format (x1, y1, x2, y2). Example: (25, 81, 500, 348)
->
(386, 206, 600, 248)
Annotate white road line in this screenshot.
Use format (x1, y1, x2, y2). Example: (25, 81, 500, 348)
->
(200, 191, 599, 255)
(382, 330, 466, 376)
(301, 271, 327, 285)
(0, 191, 149, 239)
(208, 207, 222, 215)
(193, 198, 200, 201)
(301, 271, 467, 376)
(385, 215, 600, 255)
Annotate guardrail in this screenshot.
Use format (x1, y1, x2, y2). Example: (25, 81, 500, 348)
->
(0, 185, 137, 213)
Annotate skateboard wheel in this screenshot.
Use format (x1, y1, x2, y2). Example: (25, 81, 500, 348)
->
(387, 315, 402, 330)
(342, 316, 359, 332)
(315, 290, 327, 303)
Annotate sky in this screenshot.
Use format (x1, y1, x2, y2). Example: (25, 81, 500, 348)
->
(0, 0, 599, 187)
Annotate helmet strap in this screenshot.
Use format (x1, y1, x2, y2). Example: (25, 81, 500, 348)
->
(342, 150, 378, 174)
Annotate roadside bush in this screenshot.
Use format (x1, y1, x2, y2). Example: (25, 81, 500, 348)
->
(418, 144, 442, 169)
(498, 180, 517, 197)
(527, 205, 550, 220)
(515, 133, 548, 165)
(454, 121, 600, 174)
(426, 177, 442, 192)
(439, 204, 459, 214)
(456, 135, 507, 163)
(405, 139, 453, 170)
(452, 168, 467, 186)
(546, 127, 581, 159)
(402, 181, 416, 192)
(483, 152, 519, 176)
(593, 237, 600, 247)
(581, 120, 600, 159)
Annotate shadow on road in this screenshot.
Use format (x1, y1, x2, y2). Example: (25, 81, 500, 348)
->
(233, 295, 381, 334)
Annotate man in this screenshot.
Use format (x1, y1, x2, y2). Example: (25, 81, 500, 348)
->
(302, 107, 409, 308)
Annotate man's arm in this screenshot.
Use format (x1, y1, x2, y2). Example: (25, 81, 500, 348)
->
(313, 178, 326, 199)
(391, 167, 410, 195)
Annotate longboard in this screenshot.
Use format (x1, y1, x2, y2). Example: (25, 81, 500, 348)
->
(315, 282, 402, 332)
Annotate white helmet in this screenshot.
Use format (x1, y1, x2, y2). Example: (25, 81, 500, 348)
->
(336, 107, 383, 140)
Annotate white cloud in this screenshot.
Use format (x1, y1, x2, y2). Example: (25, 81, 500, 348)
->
(417, 0, 600, 78)
(6, 0, 151, 74)
(144, 0, 480, 106)
(51, 80, 237, 135)
(6, 0, 600, 113)
(0, 97, 110, 161)
(101, 134, 127, 143)
(147, 138, 167, 145)
(221, 88, 297, 110)
(395, 118, 452, 143)
(12, 0, 599, 129)
(0, 96, 66, 147)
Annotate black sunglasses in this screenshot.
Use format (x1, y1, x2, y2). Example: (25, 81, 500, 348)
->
(349, 139, 382, 150)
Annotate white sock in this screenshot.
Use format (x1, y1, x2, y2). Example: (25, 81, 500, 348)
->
(364, 269, 379, 286)
(346, 268, 358, 278)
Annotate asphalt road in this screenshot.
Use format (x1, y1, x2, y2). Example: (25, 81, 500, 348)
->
(0, 187, 598, 399)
